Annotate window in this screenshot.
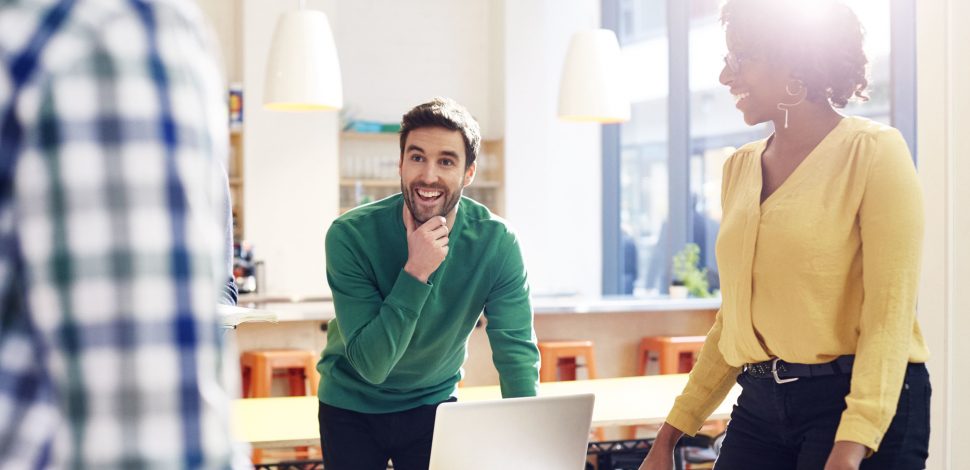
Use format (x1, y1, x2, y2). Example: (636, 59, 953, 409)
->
(602, 0, 915, 297)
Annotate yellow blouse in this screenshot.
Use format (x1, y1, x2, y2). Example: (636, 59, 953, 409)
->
(666, 116, 928, 452)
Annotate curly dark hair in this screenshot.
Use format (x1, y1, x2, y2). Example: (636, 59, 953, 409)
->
(720, 0, 869, 108)
(399, 97, 481, 169)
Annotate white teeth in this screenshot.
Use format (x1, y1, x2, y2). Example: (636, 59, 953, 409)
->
(734, 92, 750, 103)
(417, 189, 441, 198)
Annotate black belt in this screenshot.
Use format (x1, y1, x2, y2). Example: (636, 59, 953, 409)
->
(742, 356, 854, 384)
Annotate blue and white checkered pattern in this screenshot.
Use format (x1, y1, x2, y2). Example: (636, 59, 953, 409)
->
(1, 0, 235, 467)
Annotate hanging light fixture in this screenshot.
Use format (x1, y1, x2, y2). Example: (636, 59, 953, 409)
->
(263, 1, 343, 111)
(557, 29, 630, 123)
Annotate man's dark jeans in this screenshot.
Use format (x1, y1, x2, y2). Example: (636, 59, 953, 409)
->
(714, 362, 930, 470)
(318, 398, 455, 470)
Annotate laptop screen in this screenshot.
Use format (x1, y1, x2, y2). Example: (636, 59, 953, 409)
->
(429, 393, 595, 470)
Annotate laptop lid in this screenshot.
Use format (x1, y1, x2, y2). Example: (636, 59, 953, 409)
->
(428, 393, 595, 470)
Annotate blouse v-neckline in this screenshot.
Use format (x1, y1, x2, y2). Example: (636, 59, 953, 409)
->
(757, 118, 847, 210)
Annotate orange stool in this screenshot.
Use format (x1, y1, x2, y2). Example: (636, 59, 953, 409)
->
(240, 350, 321, 462)
(637, 336, 706, 375)
(537, 340, 603, 442)
(240, 349, 319, 398)
(538, 340, 598, 382)
(633, 336, 721, 441)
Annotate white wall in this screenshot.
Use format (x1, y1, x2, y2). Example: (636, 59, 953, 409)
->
(242, 0, 340, 296)
(332, 0, 495, 135)
(917, 0, 970, 468)
(504, 0, 603, 297)
(194, 0, 240, 83)
(486, 0, 506, 140)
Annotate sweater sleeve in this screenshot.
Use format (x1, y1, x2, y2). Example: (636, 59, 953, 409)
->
(835, 129, 924, 451)
(666, 151, 743, 434)
(666, 311, 741, 434)
(325, 222, 433, 385)
(483, 234, 540, 398)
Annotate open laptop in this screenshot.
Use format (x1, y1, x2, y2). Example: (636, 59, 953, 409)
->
(428, 393, 595, 470)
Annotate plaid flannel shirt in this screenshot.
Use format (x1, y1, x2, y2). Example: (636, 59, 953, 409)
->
(1, 0, 235, 467)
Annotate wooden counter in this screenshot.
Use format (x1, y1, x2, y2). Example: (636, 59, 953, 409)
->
(232, 373, 739, 449)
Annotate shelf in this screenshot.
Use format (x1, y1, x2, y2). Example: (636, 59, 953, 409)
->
(227, 88, 245, 240)
(341, 131, 399, 141)
(341, 132, 504, 145)
(339, 179, 399, 187)
(339, 179, 501, 188)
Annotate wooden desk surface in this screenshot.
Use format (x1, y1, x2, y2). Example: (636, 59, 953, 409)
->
(232, 374, 741, 449)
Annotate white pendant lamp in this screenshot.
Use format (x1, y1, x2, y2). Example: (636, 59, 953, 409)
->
(263, 3, 343, 111)
(557, 29, 630, 123)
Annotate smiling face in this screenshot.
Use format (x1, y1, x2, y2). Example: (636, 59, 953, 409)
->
(399, 126, 476, 224)
(719, 0, 870, 110)
(719, 35, 801, 127)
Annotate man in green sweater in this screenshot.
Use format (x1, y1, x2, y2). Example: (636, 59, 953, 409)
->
(317, 97, 540, 470)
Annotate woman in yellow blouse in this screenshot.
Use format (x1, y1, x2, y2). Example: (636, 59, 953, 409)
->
(639, 1, 929, 469)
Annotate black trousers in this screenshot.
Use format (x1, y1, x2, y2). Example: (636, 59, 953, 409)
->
(714, 362, 931, 470)
(318, 398, 455, 470)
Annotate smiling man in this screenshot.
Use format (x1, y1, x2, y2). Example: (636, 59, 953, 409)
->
(316, 98, 540, 470)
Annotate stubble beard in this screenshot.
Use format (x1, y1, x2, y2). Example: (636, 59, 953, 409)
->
(402, 181, 464, 224)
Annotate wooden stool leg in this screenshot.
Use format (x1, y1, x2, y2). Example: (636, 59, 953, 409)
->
(306, 355, 319, 396)
(253, 355, 273, 398)
(637, 348, 650, 375)
(659, 345, 680, 375)
(539, 352, 556, 382)
(583, 349, 597, 379)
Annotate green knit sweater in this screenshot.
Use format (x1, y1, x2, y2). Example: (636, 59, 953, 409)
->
(317, 194, 539, 413)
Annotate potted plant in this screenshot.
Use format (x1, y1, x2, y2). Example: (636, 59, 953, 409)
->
(669, 277, 689, 299)
(671, 243, 712, 298)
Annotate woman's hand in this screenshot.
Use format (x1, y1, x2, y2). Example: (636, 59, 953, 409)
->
(637, 423, 684, 470)
(638, 447, 675, 470)
(823, 441, 867, 470)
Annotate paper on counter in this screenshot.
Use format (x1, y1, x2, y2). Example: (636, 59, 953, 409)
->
(218, 304, 279, 328)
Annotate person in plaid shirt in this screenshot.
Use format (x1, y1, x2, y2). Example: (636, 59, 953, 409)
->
(1, 0, 237, 467)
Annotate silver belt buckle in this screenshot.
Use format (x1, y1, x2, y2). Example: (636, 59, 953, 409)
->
(772, 357, 799, 384)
